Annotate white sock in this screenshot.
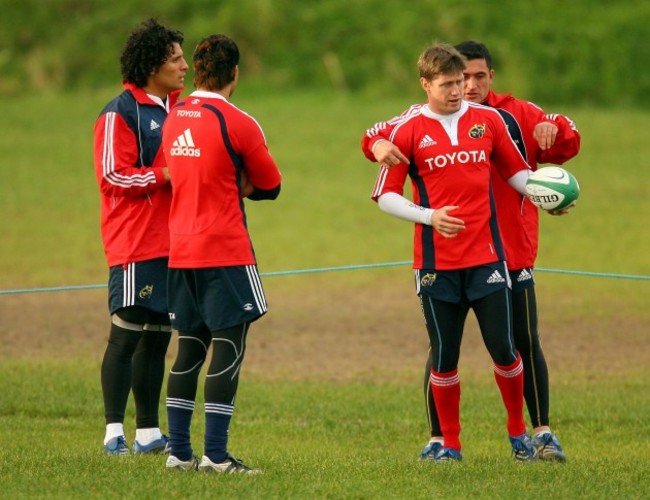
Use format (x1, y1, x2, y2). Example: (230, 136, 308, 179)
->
(135, 427, 162, 445)
(104, 423, 125, 445)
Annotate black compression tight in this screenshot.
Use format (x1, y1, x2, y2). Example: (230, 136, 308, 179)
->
(101, 323, 141, 424)
(101, 307, 171, 427)
(472, 290, 519, 366)
(421, 290, 517, 373)
(511, 286, 549, 428)
(167, 323, 249, 405)
(132, 330, 171, 428)
(419, 296, 468, 373)
(421, 290, 519, 437)
(167, 329, 210, 402)
(423, 287, 549, 436)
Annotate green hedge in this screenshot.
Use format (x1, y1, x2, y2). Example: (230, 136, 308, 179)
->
(1, 0, 648, 106)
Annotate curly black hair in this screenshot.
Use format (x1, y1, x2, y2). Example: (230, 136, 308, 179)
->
(119, 18, 184, 87)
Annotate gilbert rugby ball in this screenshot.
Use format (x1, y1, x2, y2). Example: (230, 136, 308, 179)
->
(525, 166, 580, 211)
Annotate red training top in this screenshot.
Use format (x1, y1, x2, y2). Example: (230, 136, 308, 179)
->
(163, 91, 282, 268)
(370, 101, 530, 271)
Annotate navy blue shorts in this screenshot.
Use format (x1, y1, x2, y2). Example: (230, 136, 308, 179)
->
(415, 261, 511, 304)
(108, 258, 168, 314)
(509, 267, 535, 294)
(168, 265, 268, 332)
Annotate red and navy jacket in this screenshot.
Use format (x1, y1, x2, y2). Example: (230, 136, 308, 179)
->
(93, 82, 181, 267)
(481, 90, 580, 269)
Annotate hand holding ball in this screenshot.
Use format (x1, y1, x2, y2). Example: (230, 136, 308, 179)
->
(525, 166, 580, 211)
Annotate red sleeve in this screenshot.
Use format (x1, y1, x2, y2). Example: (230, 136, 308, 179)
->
(235, 116, 281, 190)
(361, 131, 393, 163)
(370, 163, 408, 202)
(537, 113, 581, 165)
(370, 131, 410, 202)
(361, 103, 423, 162)
(93, 112, 166, 198)
(243, 143, 282, 190)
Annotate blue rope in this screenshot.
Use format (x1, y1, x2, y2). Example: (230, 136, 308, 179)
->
(0, 284, 108, 296)
(1, 261, 648, 296)
(535, 267, 650, 280)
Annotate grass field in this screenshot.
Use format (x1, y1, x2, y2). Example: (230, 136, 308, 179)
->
(1, 359, 648, 498)
(0, 89, 649, 498)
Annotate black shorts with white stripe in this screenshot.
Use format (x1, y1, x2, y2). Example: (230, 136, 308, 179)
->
(108, 257, 169, 315)
(168, 265, 268, 332)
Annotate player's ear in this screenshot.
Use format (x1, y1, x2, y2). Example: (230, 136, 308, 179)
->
(420, 77, 430, 93)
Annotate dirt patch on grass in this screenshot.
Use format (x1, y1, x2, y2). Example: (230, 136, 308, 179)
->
(1, 272, 646, 382)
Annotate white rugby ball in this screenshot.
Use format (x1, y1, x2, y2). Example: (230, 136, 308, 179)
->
(525, 166, 580, 211)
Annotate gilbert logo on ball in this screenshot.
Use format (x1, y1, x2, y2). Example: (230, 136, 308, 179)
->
(525, 166, 580, 211)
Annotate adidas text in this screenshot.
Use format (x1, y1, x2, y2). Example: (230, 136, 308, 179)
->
(170, 146, 201, 157)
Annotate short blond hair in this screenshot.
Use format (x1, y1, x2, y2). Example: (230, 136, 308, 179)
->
(418, 43, 466, 81)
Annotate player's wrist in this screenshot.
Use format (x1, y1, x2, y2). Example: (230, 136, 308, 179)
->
(420, 208, 435, 225)
(371, 138, 388, 155)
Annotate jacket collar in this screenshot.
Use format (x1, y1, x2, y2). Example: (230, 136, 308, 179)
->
(123, 82, 182, 109)
(484, 89, 514, 108)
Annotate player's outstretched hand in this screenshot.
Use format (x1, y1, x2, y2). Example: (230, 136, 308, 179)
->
(547, 200, 577, 216)
(373, 140, 409, 168)
(431, 206, 466, 238)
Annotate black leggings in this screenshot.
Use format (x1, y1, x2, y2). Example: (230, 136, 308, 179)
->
(167, 323, 250, 405)
(511, 286, 549, 428)
(420, 289, 518, 373)
(423, 285, 550, 436)
(101, 306, 171, 427)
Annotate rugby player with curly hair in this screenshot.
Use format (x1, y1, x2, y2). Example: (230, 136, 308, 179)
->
(93, 18, 188, 456)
